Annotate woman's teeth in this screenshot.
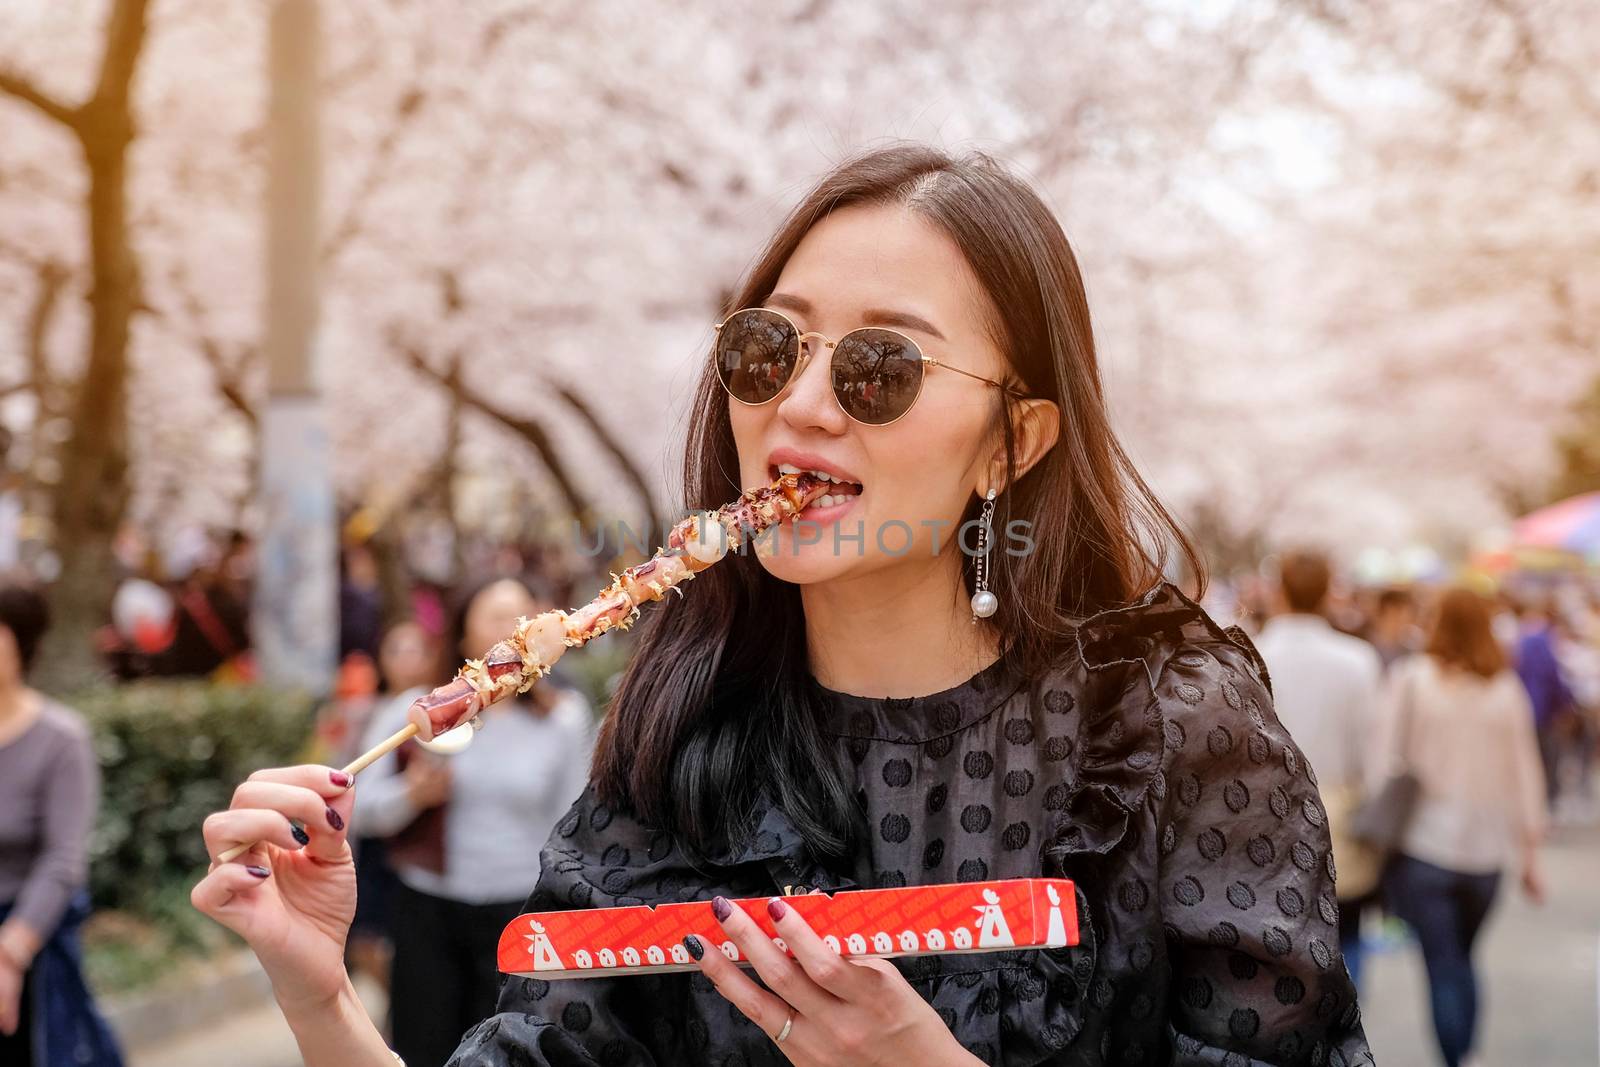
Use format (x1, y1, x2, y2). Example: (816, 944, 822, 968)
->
(775, 462, 860, 490)
(778, 462, 839, 480)
(813, 494, 850, 508)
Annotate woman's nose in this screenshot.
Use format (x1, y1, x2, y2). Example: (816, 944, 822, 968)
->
(777, 338, 849, 434)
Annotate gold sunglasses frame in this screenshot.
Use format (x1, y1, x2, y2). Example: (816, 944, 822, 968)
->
(713, 306, 1024, 427)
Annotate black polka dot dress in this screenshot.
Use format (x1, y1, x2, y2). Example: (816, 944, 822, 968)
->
(447, 584, 1373, 1066)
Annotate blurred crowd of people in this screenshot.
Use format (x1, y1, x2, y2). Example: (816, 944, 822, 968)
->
(3, 517, 1598, 1065)
(1212, 561, 1600, 824)
(325, 577, 596, 1067)
(0, 516, 607, 1066)
(89, 515, 601, 686)
(1210, 554, 1598, 1067)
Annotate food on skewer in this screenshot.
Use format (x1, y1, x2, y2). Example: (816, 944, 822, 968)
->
(406, 470, 829, 741)
(213, 472, 829, 865)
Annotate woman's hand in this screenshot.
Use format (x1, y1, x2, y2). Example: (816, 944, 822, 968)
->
(403, 753, 452, 810)
(687, 895, 981, 1067)
(0, 952, 21, 1036)
(1521, 855, 1547, 904)
(190, 765, 358, 1015)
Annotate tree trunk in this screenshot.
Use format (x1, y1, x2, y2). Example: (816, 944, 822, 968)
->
(30, 0, 149, 691)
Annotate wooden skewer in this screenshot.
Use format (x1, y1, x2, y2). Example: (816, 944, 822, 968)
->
(215, 722, 420, 863)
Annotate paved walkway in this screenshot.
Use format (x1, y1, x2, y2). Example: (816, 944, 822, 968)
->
(1359, 818, 1600, 1065)
(128, 825, 1600, 1066)
(125, 974, 385, 1067)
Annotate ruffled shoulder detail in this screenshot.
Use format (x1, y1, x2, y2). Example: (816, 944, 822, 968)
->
(1045, 583, 1262, 862)
(1074, 582, 1264, 691)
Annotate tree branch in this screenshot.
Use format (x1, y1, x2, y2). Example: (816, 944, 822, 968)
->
(546, 381, 662, 539)
(0, 234, 48, 270)
(0, 69, 80, 129)
(90, 0, 152, 108)
(321, 71, 431, 266)
(157, 267, 259, 425)
(24, 260, 70, 417)
(396, 339, 599, 525)
(1486, 0, 1600, 123)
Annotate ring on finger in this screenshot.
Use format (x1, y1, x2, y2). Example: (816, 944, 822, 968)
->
(774, 1012, 794, 1044)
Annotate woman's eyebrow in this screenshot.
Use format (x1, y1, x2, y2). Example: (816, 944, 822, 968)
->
(861, 307, 946, 342)
(765, 292, 947, 341)
(764, 292, 812, 316)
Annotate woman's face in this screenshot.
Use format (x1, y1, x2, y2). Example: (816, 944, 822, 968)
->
(380, 621, 437, 692)
(0, 625, 20, 688)
(462, 580, 537, 661)
(729, 202, 1010, 585)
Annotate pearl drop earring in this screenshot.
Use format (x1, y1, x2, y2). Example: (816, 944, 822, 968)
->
(971, 488, 998, 622)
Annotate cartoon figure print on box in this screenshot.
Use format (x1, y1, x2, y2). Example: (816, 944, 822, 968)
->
(974, 887, 1014, 948)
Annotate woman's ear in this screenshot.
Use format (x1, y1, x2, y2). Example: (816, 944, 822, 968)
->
(984, 397, 1060, 493)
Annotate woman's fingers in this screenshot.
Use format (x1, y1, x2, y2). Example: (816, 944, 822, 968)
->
(230, 780, 349, 862)
(710, 896, 836, 1016)
(765, 897, 863, 1000)
(245, 764, 355, 797)
(203, 808, 307, 862)
(686, 930, 798, 1045)
(190, 859, 274, 937)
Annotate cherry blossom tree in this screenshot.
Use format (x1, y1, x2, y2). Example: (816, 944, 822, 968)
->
(2, 0, 1594, 683)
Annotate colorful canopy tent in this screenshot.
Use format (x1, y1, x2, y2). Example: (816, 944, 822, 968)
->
(1512, 492, 1600, 557)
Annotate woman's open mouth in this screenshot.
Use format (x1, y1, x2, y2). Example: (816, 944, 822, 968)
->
(771, 462, 864, 521)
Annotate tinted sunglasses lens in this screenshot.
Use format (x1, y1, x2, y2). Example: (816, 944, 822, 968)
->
(716, 309, 799, 404)
(831, 329, 925, 425)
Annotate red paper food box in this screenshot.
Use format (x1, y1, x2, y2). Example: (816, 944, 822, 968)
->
(498, 877, 1078, 980)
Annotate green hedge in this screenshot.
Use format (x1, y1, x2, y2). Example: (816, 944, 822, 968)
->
(73, 681, 317, 913)
(67, 667, 623, 992)
(64, 682, 315, 990)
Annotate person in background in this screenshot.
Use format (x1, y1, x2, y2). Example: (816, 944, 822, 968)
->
(352, 577, 595, 1067)
(339, 542, 385, 664)
(343, 620, 443, 1006)
(1490, 589, 1522, 653)
(1366, 586, 1418, 673)
(1254, 550, 1384, 986)
(1513, 595, 1574, 807)
(1377, 587, 1547, 1067)
(0, 585, 124, 1067)
(1551, 606, 1600, 822)
(215, 530, 255, 613)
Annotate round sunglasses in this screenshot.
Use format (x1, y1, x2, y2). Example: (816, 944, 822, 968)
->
(713, 307, 1024, 426)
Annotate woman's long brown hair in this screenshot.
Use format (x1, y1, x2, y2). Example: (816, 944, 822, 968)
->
(591, 144, 1204, 859)
(1426, 587, 1507, 680)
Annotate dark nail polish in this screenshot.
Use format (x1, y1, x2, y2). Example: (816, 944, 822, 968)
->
(325, 806, 344, 832)
(289, 820, 310, 846)
(711, 896, 732, 922)
(329, 770, 352, 788)
(767, 897, 788, 921)
(245, 865, 270, 878)
(683, 934, 704, 960)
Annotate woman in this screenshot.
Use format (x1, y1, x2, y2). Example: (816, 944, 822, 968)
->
(342, 620, 444, 1006)
(1377, 587, 1546, 1067)
(192, 145, 1370, 1065)
(0, 585, 124, 1067)
(353, 578, 595, 1067)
